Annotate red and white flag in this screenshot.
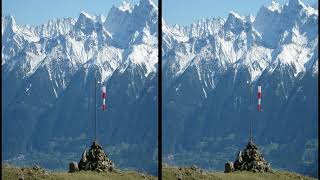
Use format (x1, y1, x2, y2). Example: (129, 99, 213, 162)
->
(102, 86, 106, 111)
(257, 85, 261, 112)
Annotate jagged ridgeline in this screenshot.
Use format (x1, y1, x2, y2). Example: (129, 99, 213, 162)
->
(162, 0, 318, 178)
(2, 0, 158, 175)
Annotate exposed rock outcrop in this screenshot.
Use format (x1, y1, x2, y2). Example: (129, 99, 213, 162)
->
(69, 141, 114, 173)
(225, 141, 271, 173)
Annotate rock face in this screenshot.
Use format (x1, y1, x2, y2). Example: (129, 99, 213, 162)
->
(71, 141, 114, 172)
(233, 141, 271, 172)
(69, 162, 79, 173)
(224, 162, 234, 173)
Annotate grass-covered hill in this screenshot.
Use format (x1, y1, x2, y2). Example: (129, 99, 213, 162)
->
(2, 165, 157, 180)
(162, 166, 317, 180)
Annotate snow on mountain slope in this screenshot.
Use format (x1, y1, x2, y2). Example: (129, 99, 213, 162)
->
(2, 0, 158, 97)
(105, 0, 158, 48)
(163, 0, 318, 89)
(162, 18, 224, 54)
(34, 18, 76, 38)
(2, 15, 40, 66)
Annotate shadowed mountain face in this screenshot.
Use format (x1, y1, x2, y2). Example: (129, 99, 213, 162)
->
(162, 0, 318, 177)
(2, 0, 158, 175)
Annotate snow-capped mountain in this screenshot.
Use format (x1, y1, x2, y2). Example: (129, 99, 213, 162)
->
(162, 0, 318, 177)
(2, 0, 158, 85)
(2, 0, 158, 175)
(163, 0, 317, 85)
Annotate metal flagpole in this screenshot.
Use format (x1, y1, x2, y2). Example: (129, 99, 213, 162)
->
(249, 83, 252, 142)
(94, 69, 97, 141)
(251, 91, 253, 143)
(88, 84, 91, 137)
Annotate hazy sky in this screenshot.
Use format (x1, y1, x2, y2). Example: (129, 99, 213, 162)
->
(163, 0, 317, 26)
(2, 0, 158, 26)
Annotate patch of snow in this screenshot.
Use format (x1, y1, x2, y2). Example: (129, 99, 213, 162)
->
(119, 1, 133, 12)
(53, 87, 58, 98)
(202, 86, 207, 98)
(127, 44, 158, 77)
(80, 11, 95, 20)
(229, 11, 244, 20)
(268, 1, 282, 12)
(175, 83, 181, 91)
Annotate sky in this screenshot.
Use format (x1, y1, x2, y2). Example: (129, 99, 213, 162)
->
(2, 0, 158, 26)
(2, 0, 317, 26)
(163, 0, 318, 26)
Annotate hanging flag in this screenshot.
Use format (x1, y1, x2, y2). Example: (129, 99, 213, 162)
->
(257, 85, 261, 112)
(102, 86, 106, 111)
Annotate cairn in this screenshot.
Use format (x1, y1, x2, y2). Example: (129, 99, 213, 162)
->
(225, 141, 271, 173)
(69, 141, 114, 173)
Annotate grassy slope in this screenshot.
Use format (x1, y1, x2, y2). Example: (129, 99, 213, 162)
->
(162, 166, 317, 180)
(2, 165, 157, 180)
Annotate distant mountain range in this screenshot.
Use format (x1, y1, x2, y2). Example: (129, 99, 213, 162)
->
(2, 0, 158, 175)
(162, 0, 318, 177)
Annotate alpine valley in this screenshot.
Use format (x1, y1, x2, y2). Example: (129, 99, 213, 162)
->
(162, 0, 318, 178)
(2, 0, 158, 175)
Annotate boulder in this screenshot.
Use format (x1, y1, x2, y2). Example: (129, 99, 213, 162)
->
(81, 150, 87, 163)
(190, 165, 199, 171)
(69, 162, 79, 173)
(224, 162, 234, 173)
(33, 165, 41, 171)
(18, 173, 24, 180)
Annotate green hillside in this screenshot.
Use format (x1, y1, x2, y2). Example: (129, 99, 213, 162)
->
(162, 166, 317, 180)
(2, 165, 156, 180)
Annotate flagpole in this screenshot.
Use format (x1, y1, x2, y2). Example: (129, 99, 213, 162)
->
(88, 83, 91, 138)
(249, 83, 252, 142)
(94, 69, 97, 142)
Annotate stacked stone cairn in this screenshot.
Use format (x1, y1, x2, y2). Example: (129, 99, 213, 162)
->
(225, 141, 271, 173)
(69, 141, 114, 173)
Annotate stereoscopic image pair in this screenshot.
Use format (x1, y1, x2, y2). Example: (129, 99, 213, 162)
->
(2, 0, 318, 179)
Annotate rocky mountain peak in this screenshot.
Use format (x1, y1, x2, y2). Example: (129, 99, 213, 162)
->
(74, 11, 97, 35)
(288, 0, 306, 9)
(138, 0, 158, 11)
(268, 0, 282, 12)
(118, 1, 133, 12)
(224, 11, 246, 34)
(2, 15, 16, 27)
(2, 15, 18, 34)
(104, 0, 157, 48)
